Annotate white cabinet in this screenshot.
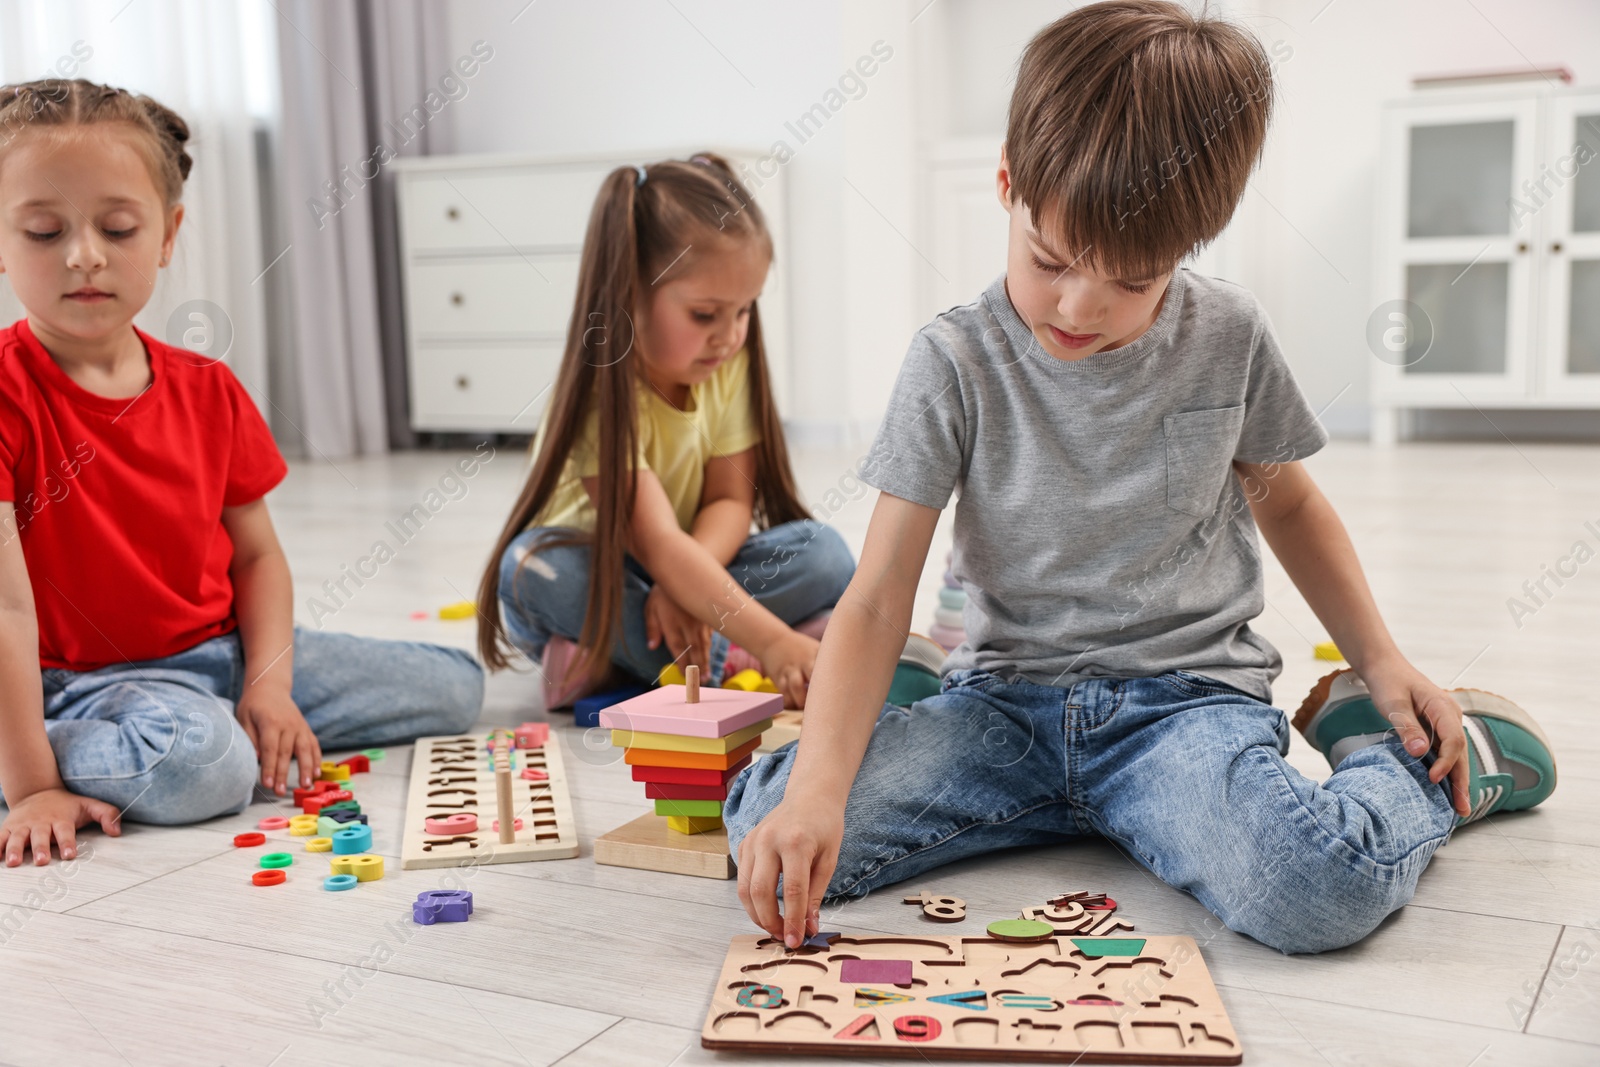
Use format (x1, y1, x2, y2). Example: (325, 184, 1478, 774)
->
(1373, 86, 1600, 442)
(393, 149, 790, 433)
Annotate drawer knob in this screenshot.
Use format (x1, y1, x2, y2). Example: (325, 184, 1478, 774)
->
(1517, 241, 1529, 253)
(1551, 241, 1563, 253)
(455, 375, 470, 390)
(450, 291, 464, 306)
(445, 206, 460, 220)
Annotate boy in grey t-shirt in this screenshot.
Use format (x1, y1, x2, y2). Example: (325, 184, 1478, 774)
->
(725, 0, 1556, 955)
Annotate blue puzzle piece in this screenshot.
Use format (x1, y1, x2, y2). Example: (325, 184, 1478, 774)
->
(412, 889, 474, 925)
(801, 930, 841, 950)
(573, 685, 650, 728)
(331, 824, 373, 855)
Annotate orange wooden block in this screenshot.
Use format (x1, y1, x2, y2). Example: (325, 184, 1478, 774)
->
(623, 737, 760, 770)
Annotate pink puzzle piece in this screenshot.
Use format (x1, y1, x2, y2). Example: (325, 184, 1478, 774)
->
(514, 722, 550, 749)
(597, 684, 780, 739)
(839, 959, 913, 986)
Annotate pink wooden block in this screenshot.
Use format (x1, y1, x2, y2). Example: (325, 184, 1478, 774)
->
(839, 959, 913, 985)
(520, 767, 548, 781)
(596, 685, 781, 738)
(424, 813, 478, 835)
(514, 722, 550, 749)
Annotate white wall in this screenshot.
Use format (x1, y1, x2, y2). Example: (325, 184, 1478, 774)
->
(439, 0, 1600, 443)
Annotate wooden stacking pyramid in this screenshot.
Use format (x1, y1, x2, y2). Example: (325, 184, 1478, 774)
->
(594, 666, 780, 879)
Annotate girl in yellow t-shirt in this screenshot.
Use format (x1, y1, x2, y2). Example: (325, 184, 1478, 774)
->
(476, 153, 854, 710)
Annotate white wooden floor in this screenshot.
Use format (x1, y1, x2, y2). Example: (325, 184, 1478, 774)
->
(2, 440, 1597, 1066)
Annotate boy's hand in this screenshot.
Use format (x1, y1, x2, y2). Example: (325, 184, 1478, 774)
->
(1363, 659, 1471, 817)
(755, 631, 820, 710)
(736, 794, 844, 948)
(236, 683, 319, 796)
(0, 787, 122, 867)
(644, 585, 711, 676)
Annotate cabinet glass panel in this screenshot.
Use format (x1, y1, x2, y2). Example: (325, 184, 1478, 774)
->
(1573, 113, 1600, 233)
(1569, 259, 1600, 374)
(1407, 121, 1514, 237)
(1403, 262, 1509, 374)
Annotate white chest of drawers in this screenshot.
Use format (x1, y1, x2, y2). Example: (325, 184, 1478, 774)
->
(393, 148, 790, 433)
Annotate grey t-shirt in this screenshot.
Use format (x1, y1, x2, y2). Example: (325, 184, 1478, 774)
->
(861, 268, 1328, 703)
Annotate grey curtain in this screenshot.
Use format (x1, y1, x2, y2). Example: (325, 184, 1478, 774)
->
(267, 0, 454, 457)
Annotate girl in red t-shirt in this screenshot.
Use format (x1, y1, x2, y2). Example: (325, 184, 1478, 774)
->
(0, 79, 483, 866)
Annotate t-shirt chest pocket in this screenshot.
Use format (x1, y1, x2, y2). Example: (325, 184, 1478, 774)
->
(1162, 405, 1246, 518)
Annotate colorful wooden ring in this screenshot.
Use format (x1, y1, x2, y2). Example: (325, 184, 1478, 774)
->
(424, 813, 478, 835)
(520, 768, 549, 781)
(361, 748, 386, 760)
(324, 874, 358, 891)
(1084, 897, 1118, 911)
(257, 817, 290, 831)
(288, 821, 318, 836)
(305, 837, 333, 853)
(259, 852, 294, 869)
(252, 870, 286, 886)
(491, 818, 524, 832)
(232, 832, 266, 847)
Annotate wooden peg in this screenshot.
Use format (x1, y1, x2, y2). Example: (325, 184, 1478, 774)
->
(494, 752, 515, 844)
(685, 664, 699, 704)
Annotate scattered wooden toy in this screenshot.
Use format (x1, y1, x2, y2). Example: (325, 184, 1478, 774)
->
(400, 727, 577, 869)
(336, 753, 371, 774)
(574, 684, 650, 728)
(252, 870, 286, 887)
(257, 817, 289, 831)
(233, 832, 266, 848)
(317, 761, 351, 783)
(324, 874, 357, 891)
(330, 854, 384, 881)
(331, 825, 373, 855)
(412, 890, 474, 925)
(306, 837, 333, 853)
(595, 665, 780, 879)
(985, 918, 1055, 943)
(702, 931, 1241, 1061)
(1020, 890, 1135, 937)
(902, 890, 966, 922)
(259, 852, 293, 869)
(438, 600, 475, 620)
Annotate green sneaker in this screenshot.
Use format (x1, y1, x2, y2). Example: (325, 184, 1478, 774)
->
(1292, 669, 1557, 826)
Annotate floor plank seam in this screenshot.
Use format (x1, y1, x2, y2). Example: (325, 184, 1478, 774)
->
(1522, 923, 1568, 1035)
(545, 1017, 628, 1066)
(1244, 982, 1600, 1047)
(58, 842, 234, 915)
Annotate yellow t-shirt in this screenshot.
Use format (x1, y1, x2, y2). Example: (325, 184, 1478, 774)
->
(532, 348, 762, 533)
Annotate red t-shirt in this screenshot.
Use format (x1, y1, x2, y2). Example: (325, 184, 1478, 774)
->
(0, 318, 287, 670)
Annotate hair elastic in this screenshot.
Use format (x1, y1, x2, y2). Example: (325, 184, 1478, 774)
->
(634, 164, 647, 187)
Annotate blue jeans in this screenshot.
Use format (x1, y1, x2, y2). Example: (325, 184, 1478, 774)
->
(5, 629, 483, 826)
(724, 667, 1458, 955)
(498, 519, 856, 682)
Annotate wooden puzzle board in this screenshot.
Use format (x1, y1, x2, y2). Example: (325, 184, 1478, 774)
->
(701, 933, 1241, 1063)
(400, 732, 579, 870)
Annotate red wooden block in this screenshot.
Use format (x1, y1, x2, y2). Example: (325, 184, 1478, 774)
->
(630, 756, 751, 786)
(292, 781, 340, 805)
(302, 789, 354, 815)
(335, 754, 370, 773)
(643, 781, 730, 801)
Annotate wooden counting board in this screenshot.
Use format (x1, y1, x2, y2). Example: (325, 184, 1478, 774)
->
(399, 731, 578, 870)
(702, 933, 1241, 1063)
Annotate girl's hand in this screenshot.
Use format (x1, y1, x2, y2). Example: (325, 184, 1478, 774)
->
(736, 793, 844, 948)
(1363, 658, 1471, 817)
(0, 787, 122, 867)
(756, 631, 821, 710)
(236, 684, 320, 796)
(644, 585, 711, 676)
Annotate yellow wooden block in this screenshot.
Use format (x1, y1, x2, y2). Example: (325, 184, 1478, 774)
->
(288, 815, 319, 837)
(305, 837, 333, 852)
(667, 814, 724, 835)
(317, 761, 351, 782)
(330, 854, 384, 881)
(658, 663, 686, 686)
(439, 600, 476, 620)
(722, 669, 779, 694)
(1313, 641, 1344, 662)
(610, 717, 771, 755)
